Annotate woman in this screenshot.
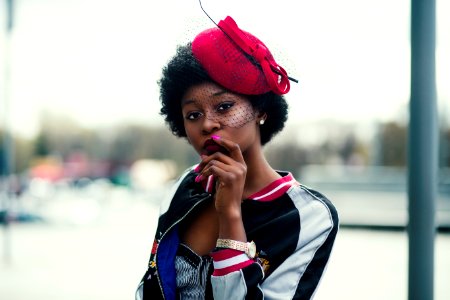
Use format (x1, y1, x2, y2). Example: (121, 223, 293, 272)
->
(136, 16, 339, 300)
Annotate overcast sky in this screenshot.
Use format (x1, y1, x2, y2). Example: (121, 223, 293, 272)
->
(1, 0, 449, 138)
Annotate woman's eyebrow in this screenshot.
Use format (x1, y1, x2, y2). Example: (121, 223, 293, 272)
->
(181, 89, 234, 107)
(181, 99, 196, 107)
(212, 90, 231, 97)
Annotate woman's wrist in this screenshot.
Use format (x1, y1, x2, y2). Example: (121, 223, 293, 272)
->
(216, 203, 241, 218)
(217, 209, 246, 241)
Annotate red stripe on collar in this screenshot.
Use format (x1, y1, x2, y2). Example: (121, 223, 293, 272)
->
(247, 173, 298, 202)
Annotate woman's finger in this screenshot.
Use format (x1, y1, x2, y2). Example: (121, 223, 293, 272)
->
(210, 135, 245, 163)
(201, 159, 234, 177)
(196, 148, 238, 175)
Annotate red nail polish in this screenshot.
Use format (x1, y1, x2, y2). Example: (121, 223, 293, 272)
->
(194, 164, 201, 173)
(211, 135, 220, 141)
(195, 174, 204, 183)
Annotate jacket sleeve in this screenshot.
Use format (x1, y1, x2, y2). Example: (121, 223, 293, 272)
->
(210, 186, 339, 300)
(260, 188, 339, 300)
(210, 249, 265, 300)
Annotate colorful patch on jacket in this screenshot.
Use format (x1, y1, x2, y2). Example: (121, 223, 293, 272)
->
(148, 239, 159, 269)
(151, 239, 159, 254)
(256, 250, 271, 275)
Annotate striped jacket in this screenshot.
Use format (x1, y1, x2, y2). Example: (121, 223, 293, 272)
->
(136, 167, 339, 300)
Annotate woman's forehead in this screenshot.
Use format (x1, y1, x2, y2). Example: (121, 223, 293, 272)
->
(181, 82, 245, 106)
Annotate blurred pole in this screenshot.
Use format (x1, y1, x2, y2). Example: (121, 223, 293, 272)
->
(408, 0, 437, 299)
(2, 0, 14, 264)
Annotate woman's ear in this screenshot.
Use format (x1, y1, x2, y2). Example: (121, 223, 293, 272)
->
(257, 112, 267, 125)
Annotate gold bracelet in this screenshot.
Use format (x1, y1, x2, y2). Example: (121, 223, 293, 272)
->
(216, 239, 256, 258)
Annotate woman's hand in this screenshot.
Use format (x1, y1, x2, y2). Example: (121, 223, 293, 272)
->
(195, 135, 247, 240)
(197, 136, 246, 213)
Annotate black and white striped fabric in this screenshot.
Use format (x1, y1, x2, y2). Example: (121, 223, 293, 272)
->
(175, 243, 213, 299)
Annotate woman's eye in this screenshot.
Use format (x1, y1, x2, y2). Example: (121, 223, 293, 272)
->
(185, 111, 202, 120)
(216, 102, 234, 112)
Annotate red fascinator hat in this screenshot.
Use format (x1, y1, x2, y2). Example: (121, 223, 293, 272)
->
(191, 16, 292, 95)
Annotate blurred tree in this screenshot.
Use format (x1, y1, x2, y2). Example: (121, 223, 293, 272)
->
(339, 134, 357, 163)
(14, 137, 34, 173)
(33, 112, 113, 162)
(379, 122, 407, 166)
(265, 141, 307, 172)
(34, 132, 51, 157)
(1, 129, 34, 174)
(107, 125, 197, 173)
(5, 111, 435, 179)
(0, 130, 4, 175)
(441, 127, 450, 168)
(339, 133, 369, 165)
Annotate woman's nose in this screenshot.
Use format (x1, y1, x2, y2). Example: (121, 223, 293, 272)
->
(201, 115, 221, 134)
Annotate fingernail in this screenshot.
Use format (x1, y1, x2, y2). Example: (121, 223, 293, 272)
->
(195, 174, 204, 183)
(205, 175, 214, 193)
(194, 164, 201, 173)
(211, 135, 220, 141)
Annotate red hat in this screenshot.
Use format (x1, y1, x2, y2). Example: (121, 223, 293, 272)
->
(191, 16, 290, 95)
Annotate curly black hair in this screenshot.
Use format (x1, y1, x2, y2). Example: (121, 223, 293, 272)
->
(158, 43, 289, 146)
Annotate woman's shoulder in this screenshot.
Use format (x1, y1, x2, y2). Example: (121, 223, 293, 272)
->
(287, 182, 339, 233)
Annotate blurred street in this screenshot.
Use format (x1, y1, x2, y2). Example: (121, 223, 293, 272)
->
(0, 183, 449, 300)
(0, 191, 158, 300)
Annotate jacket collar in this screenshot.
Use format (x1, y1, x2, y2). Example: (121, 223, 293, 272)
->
(247, 172, 299, 202)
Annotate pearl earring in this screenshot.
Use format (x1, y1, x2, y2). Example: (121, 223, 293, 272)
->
(259, 119, 265, 125)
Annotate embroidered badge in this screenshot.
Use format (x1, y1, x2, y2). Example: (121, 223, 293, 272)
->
(257, 257, 270, 274)
(256, 250, 271, 274)
(151, 240, 159, 254)
(148, 239, 159, 269)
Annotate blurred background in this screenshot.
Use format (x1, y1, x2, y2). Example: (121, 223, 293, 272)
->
(0, 0, 449, 299)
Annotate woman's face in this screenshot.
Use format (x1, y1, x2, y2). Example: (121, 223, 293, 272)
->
(181, 82, 261, 156)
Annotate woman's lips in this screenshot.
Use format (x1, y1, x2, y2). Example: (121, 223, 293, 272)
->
(203, 139, 227, 155)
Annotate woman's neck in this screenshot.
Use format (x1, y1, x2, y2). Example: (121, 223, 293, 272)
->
(242, 146, 281, 199)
